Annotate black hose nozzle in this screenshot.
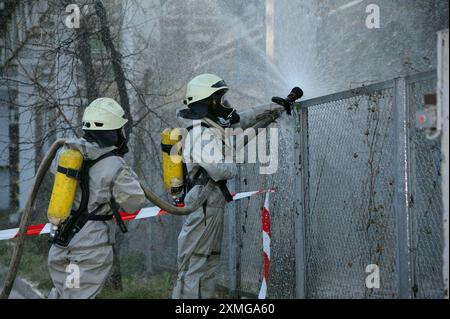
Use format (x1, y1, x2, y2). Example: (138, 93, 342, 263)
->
(272, 87, 304, 115)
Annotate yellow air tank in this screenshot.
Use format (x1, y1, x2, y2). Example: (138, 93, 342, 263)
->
(161, 128, 184, 201)
(47, 149, 84, 226)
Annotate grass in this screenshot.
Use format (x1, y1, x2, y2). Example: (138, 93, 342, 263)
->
(98, 272, 176, 299)
(0, 236, 54, 294)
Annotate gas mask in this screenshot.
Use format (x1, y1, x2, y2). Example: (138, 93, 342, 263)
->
(208, 91, 240, 128)
(83, 126, 129, 156)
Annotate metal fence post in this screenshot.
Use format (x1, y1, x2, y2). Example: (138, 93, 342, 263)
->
(295, 106, 308, 299)
(227, 178, 238, 297)
(393, 77, 413, 299)
(234, 167, 242, 299)
(437, 29, 449, 299)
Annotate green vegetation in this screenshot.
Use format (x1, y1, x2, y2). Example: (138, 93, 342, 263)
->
(0, 236, 53, 294)
(120, 251, 147, 276)
(99, 251, 176, 299)
(98, 272, 175, 299)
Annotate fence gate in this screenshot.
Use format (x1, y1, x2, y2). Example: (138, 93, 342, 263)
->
(296, 71, 444, 299)
(217, 71, 445, 299)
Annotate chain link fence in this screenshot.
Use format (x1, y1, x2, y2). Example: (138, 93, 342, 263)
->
(114, 71, 445, 299)
(303, 86, 398, 299)
(226, 71, 445, 299)
(215, 116, 299, 298)
(302, 71, 444, 299)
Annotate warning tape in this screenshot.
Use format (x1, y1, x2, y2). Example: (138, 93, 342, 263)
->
(258, 192, 271, 299)
(0, 189, 276, 241)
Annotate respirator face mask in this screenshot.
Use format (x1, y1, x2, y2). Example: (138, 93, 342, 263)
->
(210, 92, 240, 128)
(83, 125, 128, 156)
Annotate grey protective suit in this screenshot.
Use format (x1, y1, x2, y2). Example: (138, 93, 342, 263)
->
(172, 107, 263, 299)
(47, 138, 145, 299)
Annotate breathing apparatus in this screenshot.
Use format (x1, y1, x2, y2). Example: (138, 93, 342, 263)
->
(161, 128, 185, 204)
(162, 75, 231, 204)
(47, 149, 84, 228)
(47, 97, 130, 243)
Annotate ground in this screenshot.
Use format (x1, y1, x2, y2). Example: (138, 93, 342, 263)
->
(0, 238, 176, 299)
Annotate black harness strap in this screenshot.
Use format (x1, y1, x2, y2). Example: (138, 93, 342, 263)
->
(57, 166, 82, 179)
(183, 122, 234, 225)
(217, 180, 234, 203)
(161, 143, 174, 155)
(184, 122, 234, 202)
(89, 214, 114, 221)
(109, 196, 128, 234)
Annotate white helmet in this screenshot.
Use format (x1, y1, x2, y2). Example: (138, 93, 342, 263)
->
(82, 97, 128, 130)
(184, 74, 228, 106)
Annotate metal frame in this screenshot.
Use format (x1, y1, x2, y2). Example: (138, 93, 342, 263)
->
(227, 179, 238, 297)
(393, 76, 413, 299)
(295, 107, 308, 299)
(437, 29, 449, 299)
(405, 70, 436, 85)
(233, 167, 242, 299)
(299, 79, 395, 109)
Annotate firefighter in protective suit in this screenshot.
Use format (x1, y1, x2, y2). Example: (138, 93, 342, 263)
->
(172, 74, 284, 299)
(47, 98, 146, 299)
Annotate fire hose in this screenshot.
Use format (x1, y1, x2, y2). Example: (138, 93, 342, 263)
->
(0, 119, 273, 299)
(138, 110, 286, 215)
(0, 94, 301, 298)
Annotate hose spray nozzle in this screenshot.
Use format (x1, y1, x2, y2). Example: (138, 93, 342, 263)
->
(272, 87, 304, 115)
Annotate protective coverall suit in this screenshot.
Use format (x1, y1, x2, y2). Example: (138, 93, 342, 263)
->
(48, 99, 145, 299)
(172, 75, 268, 299)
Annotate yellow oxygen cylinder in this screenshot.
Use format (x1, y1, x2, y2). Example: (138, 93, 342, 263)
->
(161, 128, 184, 202)
(47, 149, 84, 226)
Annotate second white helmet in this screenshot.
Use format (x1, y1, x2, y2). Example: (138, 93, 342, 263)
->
(184, 74, 229, 106)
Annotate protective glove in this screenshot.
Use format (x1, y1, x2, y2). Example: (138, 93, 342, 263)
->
(271, 87, 303, 115)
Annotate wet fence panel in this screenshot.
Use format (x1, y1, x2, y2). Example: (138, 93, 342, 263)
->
(301, 81, 399, 298)
(230, 71, 445, 299)
(232, 116, 300, 299)
(130, 72, 444, 299)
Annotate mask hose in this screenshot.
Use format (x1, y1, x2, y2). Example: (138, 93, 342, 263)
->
(0, 110, 283, 298)
(140, 110, 285, 215)
(140, 181, 216, 216)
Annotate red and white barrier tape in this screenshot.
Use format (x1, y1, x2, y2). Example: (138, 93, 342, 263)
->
(0, 188, 276, 241)
(258, 192, 271, 299)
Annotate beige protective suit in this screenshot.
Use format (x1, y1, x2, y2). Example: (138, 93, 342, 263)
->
(172, 108, 260, 299)
(47, 138, 145, 299)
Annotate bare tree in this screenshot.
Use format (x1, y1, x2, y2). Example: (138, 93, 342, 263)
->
(0, 0, 185, 298)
